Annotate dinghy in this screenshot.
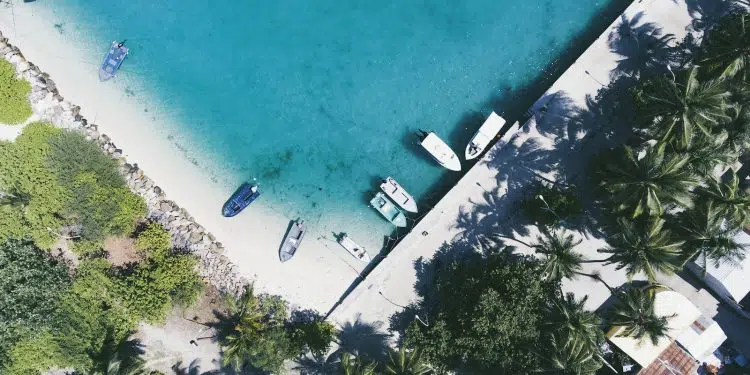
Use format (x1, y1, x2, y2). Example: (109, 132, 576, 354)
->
(380, 176, 417, 213)
(418, 130, 461, 171)
(337, 233, 371, 263)
(279, 219, 306, 262)
(466, 112, 506, 160)
(222, 182, 260, 217)
(370, 192, 407, 227)
(99, 41, 129, 81)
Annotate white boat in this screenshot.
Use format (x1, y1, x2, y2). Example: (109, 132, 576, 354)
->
(418, 131, 461, 171)
(338, 234, 371, 263)
(465, 112, 506, 160)
(380, 176, 418, 213)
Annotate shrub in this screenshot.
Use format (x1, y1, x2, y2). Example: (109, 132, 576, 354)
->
(0, 59, 32, 125)
(135, 223, 172, 253)
(116, 249, 202, 323)
(0, 123, 67, 247)
(47, 130, 124, 188)
(0, 239, 70, 367)
(288, 319, 337, 357)
(70, 238, 104, 256)
(5, 331, 69, 375)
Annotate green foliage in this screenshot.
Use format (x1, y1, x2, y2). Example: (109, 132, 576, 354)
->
(4, 331, 69, 375)
(288, 319, 337, 357)
(116, 238, 201, 322)
(0, 122, 67, 247)
(383, 347, 432, 375)
(135, 223, 172, 253)
(596, 144, 697, 218)
(609, 287, 673, 346)
(520, 184, 582, 228)
(404, 252, 559, 373)
(66, 172, 145, 242)
(536, 332, 602, 375)
(0, 239, 70, 368)
(219, 287, 295, 373)
(698, 12, 750, 81)
(71, 238, 104, 256)
(0, 205, 31, 242)
(0, 59, 32, 125)
(47, 130, 125, 188)
(340, 353, 377, 375)
(599, 217, 684, 282)
(674, 200, 746, 269)
(533, 229, 586, 281)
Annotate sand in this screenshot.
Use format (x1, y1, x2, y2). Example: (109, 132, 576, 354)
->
(0, 4, 364, 314)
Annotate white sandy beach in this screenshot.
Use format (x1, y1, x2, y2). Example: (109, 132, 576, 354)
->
(0, 4, 365, 313)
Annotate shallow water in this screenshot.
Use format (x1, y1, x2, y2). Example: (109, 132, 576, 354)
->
(33, 0, 615, 252)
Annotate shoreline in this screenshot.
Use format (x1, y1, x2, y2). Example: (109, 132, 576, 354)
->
(0, 5, 364, 312)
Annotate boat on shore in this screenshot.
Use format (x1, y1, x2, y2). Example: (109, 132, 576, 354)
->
(380, 176, 418, 213)
(466, 112, 506, 160)
(99, 41, 129, 81)
(370, 192, 407, 227)
(418, 130, 461, 171)
(222, 182, 261, 217)
(337, 233, 371, 263)
(279, 219, 306, 262)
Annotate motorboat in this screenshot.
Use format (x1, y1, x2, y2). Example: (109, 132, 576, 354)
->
(279, 219, 306, 262)
(99, 41, 129, 81)
(418, 130, 461, 171)
(370, 192, 407, 227)
(337, 233, 371, 263)
(465, 112, 506, 160)
(379, 176, 417, 213)
(222, 182, 261, 217)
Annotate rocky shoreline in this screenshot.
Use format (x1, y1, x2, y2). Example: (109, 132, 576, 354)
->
(0, 30, 248, 297)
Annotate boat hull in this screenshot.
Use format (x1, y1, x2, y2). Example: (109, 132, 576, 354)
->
(338, 234, 371, 263)
(99, 41, 128, 82)
(380, 176, 418, 213)
(465, 112, 506, 160)
(370, 192, 407, 227)
(222, 183, 261, 217)
(420, 132, 461, 171)
(279, 220, 305, 262)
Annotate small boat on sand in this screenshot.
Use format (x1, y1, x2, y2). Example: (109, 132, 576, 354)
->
(466, 112, 506, 160)
(380, 177, 418, 213)
(370, 192, 407, 227)
(338, 233, 371, 263)
(418, 130, 461, 171)
(99, 41, 129, 81)
(279, 219, 306, 262)
(222, 182, 261, 217)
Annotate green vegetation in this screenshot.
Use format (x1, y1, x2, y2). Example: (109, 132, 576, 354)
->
(0, 59, 32, 124)
(404, 252, 561, 373)
(608, 287, 673, 346)
(521, 183, 582, 227)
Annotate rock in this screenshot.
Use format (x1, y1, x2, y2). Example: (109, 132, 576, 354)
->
(17, 61, 30, 72)
(189, 232, 203, 243)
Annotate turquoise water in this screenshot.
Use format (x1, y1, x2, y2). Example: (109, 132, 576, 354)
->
(33, 0, 617, 251)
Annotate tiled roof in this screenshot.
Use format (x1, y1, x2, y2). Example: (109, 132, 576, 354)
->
(639, 342, 698, 375)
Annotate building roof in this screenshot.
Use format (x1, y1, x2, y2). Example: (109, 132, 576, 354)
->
(694, 231, 750, 302)
(676, 316, 726, 365)
(639, 342, 699, 375)
(607, 290, 701, 367)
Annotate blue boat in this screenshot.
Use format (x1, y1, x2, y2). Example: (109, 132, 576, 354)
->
(99, 41, 129, 81)
(222, 183, 261, 217)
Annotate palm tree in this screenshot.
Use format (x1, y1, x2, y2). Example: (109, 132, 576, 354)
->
(698, 12, 750, 81)
(383, 347, 432, 375)
(85, 332, 146, 375)
(609, 287, 674, 346)
(217, 285, 276, 371)
(677, 131, 739, 179)
(340, 353, 377, 375)
(535, 332, 602, 375)
(723, 105, 750, 153)
(597, 144, 697, 218)
(543, 293, 604, 353)
(598, 217, 684, 282)
(633, 66, 731, 146)
(696, 172, 750, 227)
(674, 201, 746, 269)
(533, 229, 586, 281)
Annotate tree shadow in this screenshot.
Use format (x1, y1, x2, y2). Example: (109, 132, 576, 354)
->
(607, 12, 677, 80)
(335, 314, 391, 363)
(684, 0, 747, 33)
(293, 352, 341, 375)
